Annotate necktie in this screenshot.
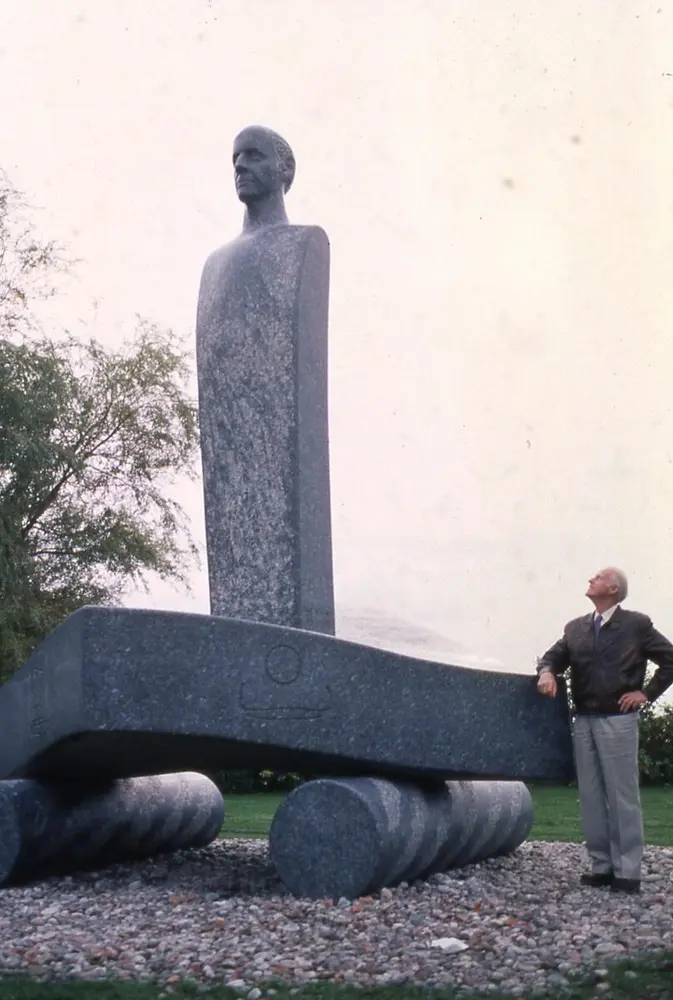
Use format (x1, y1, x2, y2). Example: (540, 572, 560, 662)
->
(594, 614, 603, 643)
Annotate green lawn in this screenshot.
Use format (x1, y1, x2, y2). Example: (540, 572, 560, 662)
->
(527, 784, 673, 845)
(220, 785, 673, 845)
(220, 791, 285, 838)
(1, 954, 673, 999)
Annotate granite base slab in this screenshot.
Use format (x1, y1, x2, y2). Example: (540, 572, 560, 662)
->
(0, 606, 574, 784)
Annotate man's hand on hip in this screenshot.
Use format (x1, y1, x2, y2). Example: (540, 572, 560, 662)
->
(619, 691, 648, 712)
(537, 671, 557, 698)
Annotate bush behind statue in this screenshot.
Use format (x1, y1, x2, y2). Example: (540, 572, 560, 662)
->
(638, 702, 673, 786)
(210, 770, 306, 795)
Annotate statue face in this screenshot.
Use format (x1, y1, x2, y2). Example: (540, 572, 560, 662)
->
(233, 128, 283, 204)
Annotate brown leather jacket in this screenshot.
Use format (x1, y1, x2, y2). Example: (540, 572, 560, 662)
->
(537, 607, 673, 715)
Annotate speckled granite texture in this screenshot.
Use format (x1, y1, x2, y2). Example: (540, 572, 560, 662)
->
(0, 606, 573, 785)
(196, 224, 334, 635)
(0, 772, 224, 887)
(269, 777, 533, 899)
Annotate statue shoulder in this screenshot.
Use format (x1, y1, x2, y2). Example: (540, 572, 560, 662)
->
(203, 237, 241, 267)
(294, 223, 329, 240)
(286, 224, 330, 253)
(199, 225, 329, 292)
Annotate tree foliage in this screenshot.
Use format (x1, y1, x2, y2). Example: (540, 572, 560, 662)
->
(0, 170, 69, 336)
(0, 171, 199, 681)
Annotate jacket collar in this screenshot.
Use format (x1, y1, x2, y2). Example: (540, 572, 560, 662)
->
(584, 606, 624, 647)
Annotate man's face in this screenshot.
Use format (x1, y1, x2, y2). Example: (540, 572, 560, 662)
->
(586, 569, 618, 601)
(233, 129, 282, 203)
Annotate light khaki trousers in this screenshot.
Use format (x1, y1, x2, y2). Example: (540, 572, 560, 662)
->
(572, 713, 643, 880)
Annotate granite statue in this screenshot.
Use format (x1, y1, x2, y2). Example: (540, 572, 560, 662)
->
(196, 127, 334, 635)
(0, 126, 575, 895)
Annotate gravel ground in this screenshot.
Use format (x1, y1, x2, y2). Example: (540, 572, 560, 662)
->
(0, 839, 671, 996)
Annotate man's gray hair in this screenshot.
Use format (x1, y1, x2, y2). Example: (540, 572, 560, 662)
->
(607, 567, 629, 602)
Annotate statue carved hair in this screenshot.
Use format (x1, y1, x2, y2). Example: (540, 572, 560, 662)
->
(267, 130, 296, 193)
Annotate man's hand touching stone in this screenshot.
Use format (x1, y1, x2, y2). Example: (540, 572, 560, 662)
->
(537, 672, 557, 698)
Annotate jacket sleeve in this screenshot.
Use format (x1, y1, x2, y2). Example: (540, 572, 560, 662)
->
(642, 618, 673, 703)
(537, 630, 571, 677)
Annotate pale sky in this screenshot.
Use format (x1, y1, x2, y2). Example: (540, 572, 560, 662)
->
(2, 1, 673, 684)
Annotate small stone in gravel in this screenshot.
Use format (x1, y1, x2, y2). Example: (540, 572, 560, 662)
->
(431, 938, 469, 953)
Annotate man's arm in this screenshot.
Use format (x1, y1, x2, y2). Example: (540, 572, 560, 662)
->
(536, 632, 570, 699)
(537, 634, 571, 677)
(642, 619, 673, 703)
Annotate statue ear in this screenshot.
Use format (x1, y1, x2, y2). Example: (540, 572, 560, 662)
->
(282, 156, 296, 194)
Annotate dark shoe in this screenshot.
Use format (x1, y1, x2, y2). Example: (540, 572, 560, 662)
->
(610, 878, 641, 894)
(580, 872, 614, 887)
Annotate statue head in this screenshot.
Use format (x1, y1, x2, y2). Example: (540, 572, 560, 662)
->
(233, 126, 296, 206)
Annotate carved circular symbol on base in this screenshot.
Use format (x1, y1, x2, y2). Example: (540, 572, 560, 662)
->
(265, 645, 302, 685)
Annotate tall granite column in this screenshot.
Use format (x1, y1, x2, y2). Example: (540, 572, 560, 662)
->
(196, 126, 334, 634)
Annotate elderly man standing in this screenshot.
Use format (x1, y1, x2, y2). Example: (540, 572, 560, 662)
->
(537, 567, 673, 893)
